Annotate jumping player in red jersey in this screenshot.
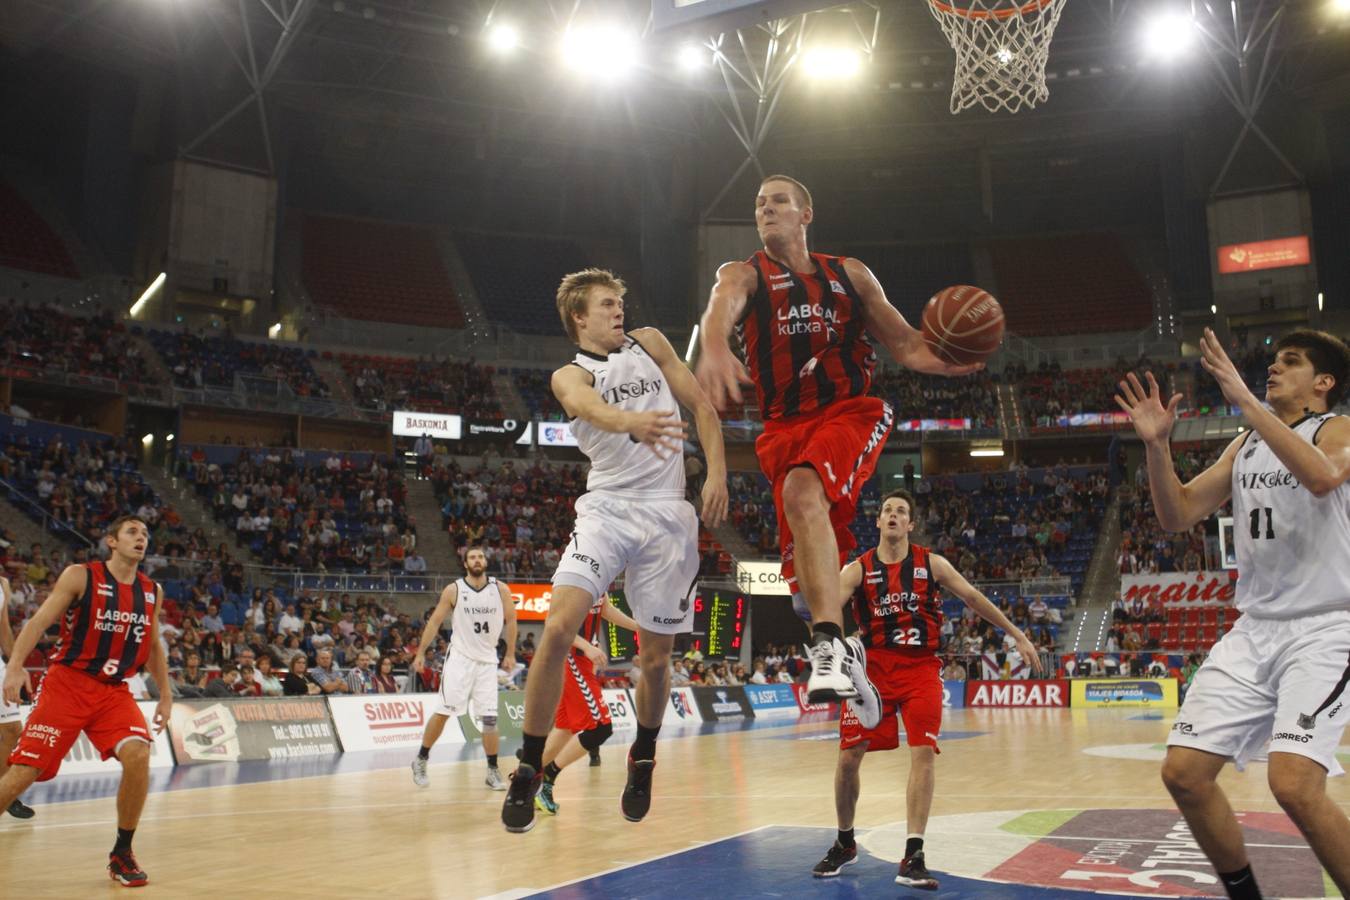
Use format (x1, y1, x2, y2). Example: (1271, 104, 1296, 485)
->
(533, 594, 639, 817)
(695, 175, 982, 706)
(0, 516, 173, 887)
(811, 490, 1040, 889)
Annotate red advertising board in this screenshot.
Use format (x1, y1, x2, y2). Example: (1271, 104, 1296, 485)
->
(791, 683, 839, 717)
(966, 680, 1069, 708)
(1217, 236, 1310, 274)
(1120, 571, 1236, 605)
(506, 582, 554, 621)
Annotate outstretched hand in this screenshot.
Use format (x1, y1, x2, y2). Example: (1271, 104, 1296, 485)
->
(1198, 327, 1257, 409)
(1115, 371, 1181, 445)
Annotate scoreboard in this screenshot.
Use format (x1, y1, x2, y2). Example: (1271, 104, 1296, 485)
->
(603, 589, 748, 661)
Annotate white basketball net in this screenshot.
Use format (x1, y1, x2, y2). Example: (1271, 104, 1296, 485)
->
(927, 0, 1068, 114)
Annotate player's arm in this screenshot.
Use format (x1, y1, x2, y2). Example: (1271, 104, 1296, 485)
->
(148, 583, 173, 732)
(498, 582, 517, 672)
(836, 560, 863, 610)
(929, 554, 1041, 673)
(599, 597, 641, 634)
(843, 257, 983, 377)
(631, 327, 729, 527)
(2, 565, 86, 704)
(1197, 328, 1350, 497)
(0, 576, 13, 659)
(695, 261, 757, 411)
(412, 583, 456, 674)
(551, 364, 687, 459)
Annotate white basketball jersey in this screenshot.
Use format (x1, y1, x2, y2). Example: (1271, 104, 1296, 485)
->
(448, 577, 504, 664)
(569, 334, 686, 498)
(1230, 413, 1350, 618)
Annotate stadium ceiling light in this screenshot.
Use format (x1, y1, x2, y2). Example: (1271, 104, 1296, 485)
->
(1317, 291, 1324, 311)
(166, 433, 175, 441)
(969, 448, 1005, 457)
(561, 24, 640, 80)
(269, 322, 283, 338)
(141, 433, 153, 446)
(685, 324, 700, 363)
(1211, 304, 1218, 314)
(487, 23, 520, 54)
(678, 44, 708, 72)
(1141, 10, 1196, 60)
(801, 46, 862, 80)
(129, 272, 166, 318)
(1333, 0, 1350, 14)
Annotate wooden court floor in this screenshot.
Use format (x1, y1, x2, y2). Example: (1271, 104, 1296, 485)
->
(3, 708, 1347, 898)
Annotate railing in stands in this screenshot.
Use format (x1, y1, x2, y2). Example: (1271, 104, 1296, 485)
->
(0, 475, 96, 550)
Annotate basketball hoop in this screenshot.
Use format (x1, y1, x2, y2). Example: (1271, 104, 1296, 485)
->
(927, 0, 1067, 114)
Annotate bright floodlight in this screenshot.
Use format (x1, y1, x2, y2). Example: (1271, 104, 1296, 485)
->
(678, 44, 707, 72)
(487, 23, 519, 53)
(1333, 0, 1350, 14)
(561, 24, 639, 80)
(801, 47, 861, 79)
(1142, 10, 1196, 60)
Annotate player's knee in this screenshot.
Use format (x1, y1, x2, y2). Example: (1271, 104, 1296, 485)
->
(1160, 755, 1211, 802)
(1268, 760, 1323, 822)
(781, 467, 825, 519)
(117, 739, 151, 768)
(578, 723, 613, 751)
(480, 715, 497, 733)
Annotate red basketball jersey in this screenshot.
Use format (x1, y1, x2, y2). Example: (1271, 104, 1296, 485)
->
(579, 595, 604, 646)
(850, 544, 943, 653)
(50, 560, 157, 683)
(735, 250, 876, 421)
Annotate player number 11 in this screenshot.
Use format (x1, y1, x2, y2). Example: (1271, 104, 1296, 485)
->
(1249, 507, 1275, 540)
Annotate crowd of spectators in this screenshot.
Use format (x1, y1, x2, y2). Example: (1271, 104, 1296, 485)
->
(1, 302, 153, 385)
(1117, 444, 1225, 574)
(339, 354, 502, 418)
(1013, 357, 1169, 427)
(871, 366, 1001, 430)
(145, 327, 331, 399)
(181, 446, 419, 574)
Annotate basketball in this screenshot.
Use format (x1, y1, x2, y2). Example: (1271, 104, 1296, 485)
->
(921, 285, 1005, 366)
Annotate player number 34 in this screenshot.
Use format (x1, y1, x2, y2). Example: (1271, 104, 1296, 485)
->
(1249, 507, 1275, 540)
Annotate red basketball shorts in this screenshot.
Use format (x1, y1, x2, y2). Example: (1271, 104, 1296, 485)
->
(755, 395, 894, 592)
(8, 664, 151, 782)
(555, 651, 611, 733)
(840, 648, 942, 753)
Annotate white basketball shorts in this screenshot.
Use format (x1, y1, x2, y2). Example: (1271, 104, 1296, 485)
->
(551, 492, 700, 635)
(436, 651, 499, 719)
(1167, 609, 1350, 776)
(0, 655, 21, 725)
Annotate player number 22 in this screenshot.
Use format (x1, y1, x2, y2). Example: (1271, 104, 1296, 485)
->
(892, 628, 922, 646)
(1249, 507, 1275, 540)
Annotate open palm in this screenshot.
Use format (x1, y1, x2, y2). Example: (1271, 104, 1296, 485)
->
(1115, 371, 1181, 444)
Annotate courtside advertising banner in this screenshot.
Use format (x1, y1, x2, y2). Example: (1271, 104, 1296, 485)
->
(461, 690, 525, 741)
(734, 560, 791, 596)
(966, 680, 1069, 708)
(942, 680, 967, 709)
(16, 700, 174, 776)
(392, 410, 462, 440)
(1072, 678, 1179, 709)
(167, 697, 339, 764)
(692, 685, 755, 721)
(602, 688, 639, 732)
(663, 686, 702, 725)
(792, 683, 839, 717)
(1120, 571, 1237, 605)
(743, 683, 799, 719)
(327, 694, 464, 751)
(507, 582, 555, 622)
(537, 422, 579, 447)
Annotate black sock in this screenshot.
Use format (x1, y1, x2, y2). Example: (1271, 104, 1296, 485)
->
(812, 622, 843, 644)
(1218, 864, 1261, 900)
(631, 723, 661, 761)
(905, 836, 924, 859)
(417, 744, 430, 760)
(520, 732, 547, 771)
(114, 827, 134, 854)
(486, 754, 498, 769)
(543, 761, 562, 783)
(837, 828, 855, 849)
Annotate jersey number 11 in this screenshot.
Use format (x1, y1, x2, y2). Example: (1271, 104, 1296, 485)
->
(1249, 507, 1275, 540)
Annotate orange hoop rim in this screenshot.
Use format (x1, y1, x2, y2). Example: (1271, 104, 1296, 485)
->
(928, 0, 1055, 21)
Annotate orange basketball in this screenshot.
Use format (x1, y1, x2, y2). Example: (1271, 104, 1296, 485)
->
(921, 285, 1005, 366)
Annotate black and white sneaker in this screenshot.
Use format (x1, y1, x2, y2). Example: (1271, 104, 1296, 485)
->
(806, 637, 858, 704)
(811, 841, 858, 878)
(620, 756, 655, 822)
(843, 636, 881, 729)
(501, 765, 543, 833)
(896, 852, 939, 889)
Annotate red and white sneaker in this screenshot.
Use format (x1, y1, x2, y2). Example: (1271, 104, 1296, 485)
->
(896, 852, 939, 890)
(108, 849, 149, 887)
